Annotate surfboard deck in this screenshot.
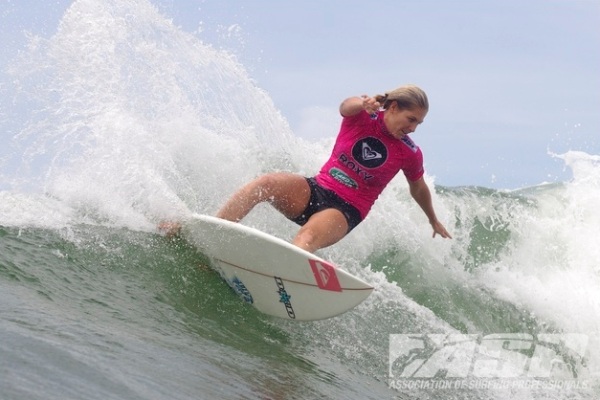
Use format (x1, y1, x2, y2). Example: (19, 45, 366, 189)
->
(182, 214, 374, 321)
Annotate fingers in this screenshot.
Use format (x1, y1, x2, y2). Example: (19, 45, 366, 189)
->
(361, 95, 380, 114)
(432, 222, 452, 239)
(434, 229, 453, 239)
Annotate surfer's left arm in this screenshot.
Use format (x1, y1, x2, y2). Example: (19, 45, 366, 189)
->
(407, 177, 452, 239)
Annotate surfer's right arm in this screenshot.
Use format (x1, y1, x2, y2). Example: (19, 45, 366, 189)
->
(340, 95, 380, 117)
(408, 177, 452, 239)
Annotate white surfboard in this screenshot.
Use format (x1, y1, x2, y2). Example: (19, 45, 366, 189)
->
(182, 214, 374, 321)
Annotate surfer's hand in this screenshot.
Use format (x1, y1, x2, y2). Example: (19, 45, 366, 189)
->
(431, 220, 452, 239)
(361, 95, 380, 115)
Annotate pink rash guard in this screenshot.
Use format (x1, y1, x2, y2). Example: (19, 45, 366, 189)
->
(314, 110, 424, 219)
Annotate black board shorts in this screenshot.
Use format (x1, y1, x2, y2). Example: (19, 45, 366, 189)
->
(289, 177, 363, 233)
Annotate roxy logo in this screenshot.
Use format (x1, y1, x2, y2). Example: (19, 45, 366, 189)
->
(351, 137, 387, 168)
(389, 333, 589, 382)
(337, 155, 373, 182)
(361, 142, 382, 161)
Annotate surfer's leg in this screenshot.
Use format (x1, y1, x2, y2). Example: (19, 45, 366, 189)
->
(216, 173, 311, 222)
(292, 209, 349, 253)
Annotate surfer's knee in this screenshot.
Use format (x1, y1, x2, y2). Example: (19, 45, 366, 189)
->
(293, 211, 349, 252)
(293, 227, 321, 253)
(293, 225, 343, 253)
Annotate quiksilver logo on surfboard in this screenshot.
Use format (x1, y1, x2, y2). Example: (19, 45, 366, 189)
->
(309, 260, 342, 292)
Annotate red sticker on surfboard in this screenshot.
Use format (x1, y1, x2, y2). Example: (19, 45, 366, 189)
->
(309, 260, 342, 292)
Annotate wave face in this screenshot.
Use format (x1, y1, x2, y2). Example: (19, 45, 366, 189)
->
(1, 1, 598, 398)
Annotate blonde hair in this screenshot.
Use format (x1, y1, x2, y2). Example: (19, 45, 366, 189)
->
(374, 84, 429, 111)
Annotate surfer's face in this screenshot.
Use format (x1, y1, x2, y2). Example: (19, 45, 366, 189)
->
(385, 105, 427, 139)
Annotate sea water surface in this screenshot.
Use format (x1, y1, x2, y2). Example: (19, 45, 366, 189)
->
(1, 1, 599, 399)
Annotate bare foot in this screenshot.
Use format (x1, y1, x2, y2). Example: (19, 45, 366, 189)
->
(158, 221, 182, 238)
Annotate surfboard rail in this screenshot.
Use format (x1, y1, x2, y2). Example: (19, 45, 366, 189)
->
(182, 214, 374, 321)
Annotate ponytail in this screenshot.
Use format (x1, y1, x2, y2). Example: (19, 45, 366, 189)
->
(374, 85, 429, 111)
